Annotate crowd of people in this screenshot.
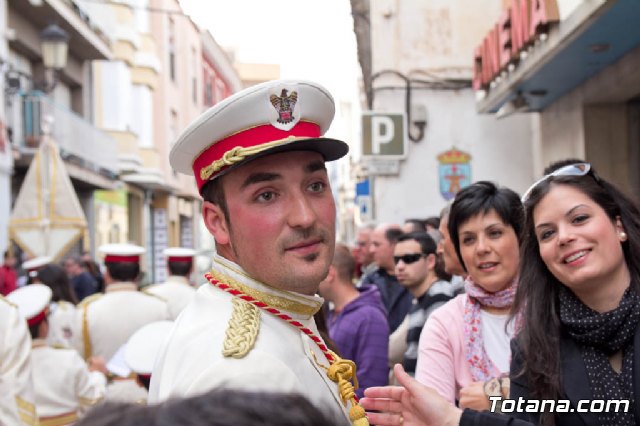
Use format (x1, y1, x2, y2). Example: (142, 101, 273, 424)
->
(361, 160, 640, 426)
(0, 78, 637, 426)
(0, 243, 198, 425)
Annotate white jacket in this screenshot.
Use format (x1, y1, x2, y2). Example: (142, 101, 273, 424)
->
(145, 276, 196, 320)
(0, 297, 37, 425)
(31, 340, 106, 424)
(149, 255, 353, 425)
(73, 283, 171, 360)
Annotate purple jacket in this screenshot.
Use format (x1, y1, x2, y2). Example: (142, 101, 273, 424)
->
(326, 285, 390, 398)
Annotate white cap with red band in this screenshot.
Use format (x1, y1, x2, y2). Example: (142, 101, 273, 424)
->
(163, 247, 196, 263)
(168, 79, 349, 193)
(99, 243, 146, 263)
(22, 256, 53, 274)
(125, 320, 174, 376)
(7, 284, 53, 327)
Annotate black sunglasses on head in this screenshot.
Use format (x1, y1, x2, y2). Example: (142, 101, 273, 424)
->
(393, 253, 425, 265)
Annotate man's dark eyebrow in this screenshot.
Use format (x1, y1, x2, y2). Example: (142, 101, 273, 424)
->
(240, 172, 281, 190)
(239, 160, 326, 190)
(306, 160, 327, 174)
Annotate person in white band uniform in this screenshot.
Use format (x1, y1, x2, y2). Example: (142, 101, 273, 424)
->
(9, 284, 106, 426)
(72, 243, 171, 362)
(0, 292, 37, 425)
(145, 248, 197, 319)
(149, 80, 369, 426)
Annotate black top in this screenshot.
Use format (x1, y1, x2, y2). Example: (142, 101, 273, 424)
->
(459, 326, 640, 426)
(72, 271, 98, 302)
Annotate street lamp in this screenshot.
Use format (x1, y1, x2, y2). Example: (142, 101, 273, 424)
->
(2, 24, 69, 94)
(40, 24, 69, 70)
(39, 23, 69, 92)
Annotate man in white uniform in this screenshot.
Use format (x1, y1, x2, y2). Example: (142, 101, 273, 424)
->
(73, 244, 171, 361)
(145, 247, 197, 319)
(0, 295, 37, 425)
(9, 284, 106, 425)
(149, 80, 368, 426)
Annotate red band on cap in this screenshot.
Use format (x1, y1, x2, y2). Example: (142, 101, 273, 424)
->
(137, 373, 152, 380)
(168, 256, 192, 263)
(28, 308, 48, 327)
(192, 121, 321, 191)
(105, 255, 140, 263)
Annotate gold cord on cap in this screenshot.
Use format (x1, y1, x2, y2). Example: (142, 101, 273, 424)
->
(199, 136, 304, 181)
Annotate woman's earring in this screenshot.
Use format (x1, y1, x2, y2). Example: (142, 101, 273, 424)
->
(619, 231, 628, 241)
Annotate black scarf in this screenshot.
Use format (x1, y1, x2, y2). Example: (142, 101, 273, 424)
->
(559, 285, 639, 425)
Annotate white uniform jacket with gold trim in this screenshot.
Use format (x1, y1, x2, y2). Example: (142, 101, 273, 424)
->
(145, 276, 196, 320)
(73, 282, 171, 361)
(0, 297, 37, 426)
(149, 255, 352, 425)
(47, 301, 77, 348)
(31, 339, 106, 425)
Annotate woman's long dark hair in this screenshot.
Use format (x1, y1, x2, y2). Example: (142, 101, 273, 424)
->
(512, 166, 640, 426)
(37, 264, 79, 305)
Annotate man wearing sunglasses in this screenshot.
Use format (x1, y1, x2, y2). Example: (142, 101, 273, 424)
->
(394, 232, 456, 377)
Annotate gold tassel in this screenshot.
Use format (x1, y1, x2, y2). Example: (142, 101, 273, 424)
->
(349, 404, 369, 426)
(326, 353, 370, 426)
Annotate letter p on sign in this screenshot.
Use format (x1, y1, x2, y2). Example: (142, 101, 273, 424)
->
(362, 112, 406, 158)
(371, 115, 394, 154)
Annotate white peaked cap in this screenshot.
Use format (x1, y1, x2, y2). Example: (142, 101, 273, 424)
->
(125, 320, 174, 375)
(7, 284, 53, 325)
(22, 256, 53, 271)
(163, 247, 196, 260)
(99, 243, 146, 263)
(169, 79, 349, 193)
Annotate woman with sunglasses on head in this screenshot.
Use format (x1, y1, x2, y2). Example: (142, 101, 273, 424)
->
(361, 160, 640, 426)
(415, 181, 524, 412)
(508, 159, 640, 426)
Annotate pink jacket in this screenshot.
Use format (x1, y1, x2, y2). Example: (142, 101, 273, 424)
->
(415, 294, 502, 403)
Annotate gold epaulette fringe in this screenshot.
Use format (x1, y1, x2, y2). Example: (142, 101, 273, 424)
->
(222, 298, 260, 359)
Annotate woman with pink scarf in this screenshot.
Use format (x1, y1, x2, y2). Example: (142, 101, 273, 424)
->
(415, 181, 523, 411)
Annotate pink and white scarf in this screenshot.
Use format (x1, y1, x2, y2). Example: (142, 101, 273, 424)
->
(463, 276, 518, 381)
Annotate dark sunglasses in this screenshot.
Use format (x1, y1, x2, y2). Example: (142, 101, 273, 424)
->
(393, 253, 425, 265)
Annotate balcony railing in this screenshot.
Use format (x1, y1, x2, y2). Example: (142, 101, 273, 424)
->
(7, 92, 118, 178)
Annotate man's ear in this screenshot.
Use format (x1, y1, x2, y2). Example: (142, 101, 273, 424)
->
(426, 253, 436, 270)
(325, 265, 336, 283)
(202, 201, 230, 245)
